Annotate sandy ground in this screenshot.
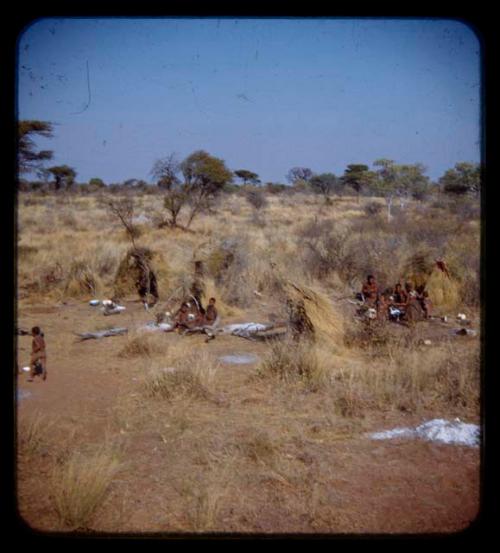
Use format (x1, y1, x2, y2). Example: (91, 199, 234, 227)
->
(15, 297, 480, 536)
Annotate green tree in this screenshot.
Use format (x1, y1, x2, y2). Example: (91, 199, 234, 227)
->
(439, 162, 480, 196)
(234, 169, 261, 185)
(181, 150, 233, 227)
(18, 120, 54, 175)
(309, 173, 338, 202)
(397, 163, 430, 200)
(89, 177, 106, 189)
(48, 165, 77, 191)
(372, 159, 401, 220)
(341, 164, 375, 201)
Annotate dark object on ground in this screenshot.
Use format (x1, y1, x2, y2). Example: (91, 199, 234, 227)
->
(455, 328, 477, 337)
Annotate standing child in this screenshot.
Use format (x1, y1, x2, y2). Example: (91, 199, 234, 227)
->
(28, 326, 47, 382)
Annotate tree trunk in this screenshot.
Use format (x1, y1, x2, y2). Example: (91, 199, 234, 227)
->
(386, 195, 393, 222)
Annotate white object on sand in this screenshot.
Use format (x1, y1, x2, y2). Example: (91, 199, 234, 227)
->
(141, 322, 174, 332)
(219, 354, 259, 365)
(369, 418, 480, 447)
(89, 299, 101, 306)
(224, 323, 271, 338)
(22, 366, 31, 373)
(103, 305, 126, 315)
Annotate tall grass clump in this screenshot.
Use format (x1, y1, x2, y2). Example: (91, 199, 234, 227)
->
(143, 350, 219, 401)
(258, 338, 330, 390)
(63, 260, 102, 299)
(329, 340, 480, 417)
(52, 444, 121, 530)
(17, 412, 55, 456)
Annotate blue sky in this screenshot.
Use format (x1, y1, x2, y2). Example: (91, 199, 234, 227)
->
(17, 17, 481, 184)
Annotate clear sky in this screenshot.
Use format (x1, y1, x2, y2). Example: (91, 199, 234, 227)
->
(17, 17, 481, 185)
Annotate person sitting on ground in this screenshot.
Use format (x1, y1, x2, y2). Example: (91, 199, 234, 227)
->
(204, 297, 219, 327)
(392, 283, 408, 308)
(28, 326, 47, 382)
(377, 288, 393, 321)
(172, 302, 191, 332)
(186, 304, 206, 329)
(361, 274, 379, 307)
(404, 281, 418, 302)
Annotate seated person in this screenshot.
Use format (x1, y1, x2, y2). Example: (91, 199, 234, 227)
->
(377, 288, 393, 321)
(392, 283, 408, 308)
(361, 275, 379, 307)
(172, 302, 190, 332)
(188, 305, 206, 329)
(204, 297, 219, 327)
(404, 281, 418, 302)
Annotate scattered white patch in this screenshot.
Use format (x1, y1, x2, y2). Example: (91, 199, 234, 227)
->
(17, 389, 33, 400)
(223, 323, 271, 338)
(22, 366, 31, 373)
(141, 322, 173, 332)
(219, 353, 259, 365)
(161, 367, 177, 374)
(368, 418, 480, 447)
(102, 305, 126, 315)
(133, 214, 149, 224)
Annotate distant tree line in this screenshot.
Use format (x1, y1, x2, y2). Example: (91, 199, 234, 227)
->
(17, 120, 481, 203)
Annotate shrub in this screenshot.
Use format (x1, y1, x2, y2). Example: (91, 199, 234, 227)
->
(17, 411, 55, 456)
(258, 339, 329, 390)
(64, 260, 100, 298)
(143, 351, 219, 401)
(363, 201, 384, 216)
(245, 189, 268, 211)
(52, 445, 121, 530)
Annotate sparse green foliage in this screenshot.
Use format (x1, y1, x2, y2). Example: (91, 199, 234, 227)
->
(18, 120, 54, 176)
(235, 169, 261, 185)
(48, 165, 77, 191)
(309, 173, 338, 201)
(181, 150, 233, 227)
(88, 177, 106, 189)
(341, 164, 376, 199)
(439, 162, 480, 196)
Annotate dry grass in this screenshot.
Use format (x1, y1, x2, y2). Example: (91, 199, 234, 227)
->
(16, 190, 481, 533)
(118, 332, 168, 358)
(52, 443, 122, 530)
(143, 348, 220, 401)
(284, 281, 345, 348)
(258, 338, 331, 391)
(17, 411, 55, 456)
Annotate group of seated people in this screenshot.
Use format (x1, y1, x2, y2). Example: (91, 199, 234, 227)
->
(167, 296, 219, 333)
(359, 274, 431, 321)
